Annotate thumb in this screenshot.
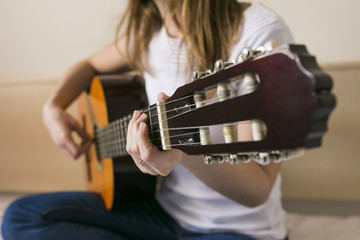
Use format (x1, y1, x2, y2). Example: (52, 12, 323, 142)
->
(157, 92, 169, 101)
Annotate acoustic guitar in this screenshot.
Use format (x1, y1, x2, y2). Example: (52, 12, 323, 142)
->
(78, 42, 336, 209)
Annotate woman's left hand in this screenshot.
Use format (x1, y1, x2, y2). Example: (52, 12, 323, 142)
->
(126, 92, 183, 176)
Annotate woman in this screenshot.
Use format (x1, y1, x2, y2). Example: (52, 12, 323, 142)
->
(1, 0, 293, 239)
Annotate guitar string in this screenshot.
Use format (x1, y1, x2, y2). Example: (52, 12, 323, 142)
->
(146, 91, 243, 128)
(95, 115, 214, 155)
(98, 129, 205, 146)
(95, 103, 236, 157)
(139, 94, 196, 115)
(111, 90, 236, 125)
(97, 120, 243, 150)
(96, 121, 228, 159)
(95, 90, 239, 137)
(94, 82, 246, 138)
(94, 91, 244, 157)
(96, 99, 249, 157)
(97, 135, 204, 158)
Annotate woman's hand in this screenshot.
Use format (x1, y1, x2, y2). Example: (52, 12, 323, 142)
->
(126, 93, 183, 176)
(43, 104, 93, 159)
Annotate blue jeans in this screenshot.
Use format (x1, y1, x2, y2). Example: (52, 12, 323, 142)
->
(1, 191, 255, 240)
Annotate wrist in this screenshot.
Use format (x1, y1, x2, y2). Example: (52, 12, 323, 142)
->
(42, 99, 62, 122)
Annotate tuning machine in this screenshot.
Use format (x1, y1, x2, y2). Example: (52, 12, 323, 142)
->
(192, 69, 212, 81)
(203, 155, 225, 165)
(203, 149, 304, 166)
(203, 153, 252, 165)
(214, 59, 236, 72)
(237, 41, 280, 63)
(228, 153, 251, 165)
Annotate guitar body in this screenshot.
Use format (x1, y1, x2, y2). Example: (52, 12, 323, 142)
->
(78, 75, 156, 209)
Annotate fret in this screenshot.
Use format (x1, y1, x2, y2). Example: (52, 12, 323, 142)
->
(149, 103, 161, 149)
(147, 105, 154, 145)
(121, 117, 127, 155)
(120, 116, 126, 156)
(94, 114, 132, 160)
(93, 105, 166, 160)
(117, 120, 123, 156)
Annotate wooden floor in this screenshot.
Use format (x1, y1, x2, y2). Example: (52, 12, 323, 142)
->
(1, 192, 360, 240)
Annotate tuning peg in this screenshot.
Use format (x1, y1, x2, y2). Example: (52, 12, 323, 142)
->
(263, 41, 280, 52)
(203, 155, 224, 165)
(237, 48, 255, 63)
(214, 59, 224, 72)
(192, 69, 212, 81)
(215, 59, 235, 71)
(256, 46, 266, 53)
(227, 153, 251, 165)
(203, 69, 212, 76)
(224, 59, 236, 68)
(252, 153, 271, 165)
(192, 70, 200, 81)
(237, 42, 281, 63)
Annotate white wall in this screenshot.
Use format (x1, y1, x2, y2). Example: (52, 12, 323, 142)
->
(0, 0, 126, 82)
(1, 0, 360, 83)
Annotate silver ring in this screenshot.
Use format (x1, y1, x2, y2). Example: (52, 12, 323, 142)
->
(138, 159, 145, 165)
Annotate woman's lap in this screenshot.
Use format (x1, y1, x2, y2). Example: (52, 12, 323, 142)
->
(1, 191, 255, 240)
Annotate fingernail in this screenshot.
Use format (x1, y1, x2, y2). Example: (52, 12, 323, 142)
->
(133, 111, 140, 118)
(140, 113, 148, 120)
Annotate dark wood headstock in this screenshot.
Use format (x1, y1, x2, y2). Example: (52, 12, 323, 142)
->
(152, 43, 336, 164)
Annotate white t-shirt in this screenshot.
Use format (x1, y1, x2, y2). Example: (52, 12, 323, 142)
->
(143, 3, 294, 240)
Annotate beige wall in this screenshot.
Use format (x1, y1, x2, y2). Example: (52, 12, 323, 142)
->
(1, 1, 359, 200)
(1, 0, 360, 81)
(281, 66, 360, 201)
(0, 0, 125, 82)
(0, 83, 84, 192)
(250, 0, 360, 64)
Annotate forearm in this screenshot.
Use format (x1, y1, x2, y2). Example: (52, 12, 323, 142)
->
(181, 154, 281, 207)
(44, 37, 130, 111)
(44, 60, 97, 111)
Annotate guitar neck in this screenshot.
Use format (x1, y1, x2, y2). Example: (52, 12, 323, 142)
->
(94, 113, 132, 159)
(94, 103, 162, 160)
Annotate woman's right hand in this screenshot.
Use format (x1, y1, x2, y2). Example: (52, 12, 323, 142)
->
(43, 104, 93, 159)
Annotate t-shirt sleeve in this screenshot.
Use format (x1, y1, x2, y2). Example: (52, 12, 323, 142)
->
(229, 4, 294, 60)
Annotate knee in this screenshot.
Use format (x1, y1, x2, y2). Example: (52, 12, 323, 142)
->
(1, 196, 38, 240)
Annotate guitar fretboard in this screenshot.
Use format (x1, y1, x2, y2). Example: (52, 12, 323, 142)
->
(95, 114, 132, 160)
(94, 103, 161, 160)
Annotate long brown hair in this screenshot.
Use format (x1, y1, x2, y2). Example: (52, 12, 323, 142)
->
(116, 0, 248, 76)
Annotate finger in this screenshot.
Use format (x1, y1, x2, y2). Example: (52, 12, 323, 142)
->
(129, 113, 148, 164)
(126, 111, 141, 154)
(74, 139, 93, 159)
(157, 92, 170, 101)
(137, 122, 158, 165)
(64, 117, 93, 159)
(131, 112, 148, 150)
(131, 118, 159, 175)
(61, 133, 81, 159)
(70, 119, 92, 142)
(137, 122, 183, 176)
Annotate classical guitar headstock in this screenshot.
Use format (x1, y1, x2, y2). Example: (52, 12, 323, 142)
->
(149, 42, 336, 165)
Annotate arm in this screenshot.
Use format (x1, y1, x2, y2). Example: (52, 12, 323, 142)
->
(181, 155, 281, 207)
(43, 37, 130, 159)
(126, 93, 281, 208)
